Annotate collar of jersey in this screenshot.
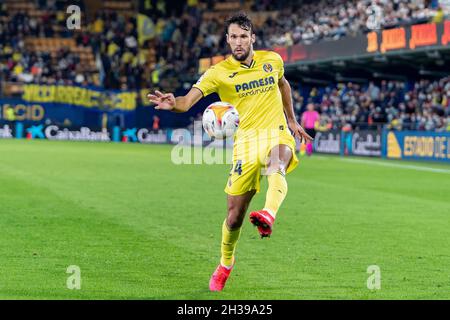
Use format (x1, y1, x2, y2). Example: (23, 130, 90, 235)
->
(240, 60, 256, 69)
(229, 51, 257, 69)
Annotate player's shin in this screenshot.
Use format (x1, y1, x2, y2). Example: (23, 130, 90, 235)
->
(220, 219, 241, 268)
(263, 170, 288, 218)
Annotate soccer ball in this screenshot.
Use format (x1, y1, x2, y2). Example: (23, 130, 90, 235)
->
(202, 102, 239, 139)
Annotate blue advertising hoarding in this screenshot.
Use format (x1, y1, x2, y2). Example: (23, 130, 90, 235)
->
(1, 84, 215, 130)
(2, 96, 450, 166)
(384, 130, 450, 163)
(341, 130, 382, 157)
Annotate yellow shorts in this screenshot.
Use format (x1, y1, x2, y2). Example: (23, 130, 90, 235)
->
(224, 132, 298, 195)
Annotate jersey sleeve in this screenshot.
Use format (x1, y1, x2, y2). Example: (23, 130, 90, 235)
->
(274, 52, 284, 80)
(192, 67, 218, 96)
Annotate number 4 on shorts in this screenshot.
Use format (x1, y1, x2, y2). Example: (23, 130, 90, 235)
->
(234, 160, 243, 175)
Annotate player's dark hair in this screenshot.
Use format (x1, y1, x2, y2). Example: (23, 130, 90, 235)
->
(225, 12, 254, 34)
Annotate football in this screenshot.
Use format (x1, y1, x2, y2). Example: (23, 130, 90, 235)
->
(202, 102, 239, 139)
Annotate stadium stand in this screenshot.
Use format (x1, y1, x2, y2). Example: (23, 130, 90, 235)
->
(297, 78, 450, 132)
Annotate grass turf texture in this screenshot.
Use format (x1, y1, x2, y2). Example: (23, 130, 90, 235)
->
(0, 139, 449, 299)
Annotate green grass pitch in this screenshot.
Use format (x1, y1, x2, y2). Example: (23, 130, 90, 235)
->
(0, 139, 449, 299)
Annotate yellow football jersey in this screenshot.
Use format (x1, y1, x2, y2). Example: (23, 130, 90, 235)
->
(193, 50, 288, 140)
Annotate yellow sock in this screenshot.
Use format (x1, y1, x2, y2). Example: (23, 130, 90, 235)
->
(220, 220, 241, 268)
(264, 170, 288, 218)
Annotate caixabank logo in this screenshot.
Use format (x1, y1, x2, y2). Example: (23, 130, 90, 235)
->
(26, 125, 45, 139)
(122, 128, 138, 142)
(122, 128, 168, 144)
(26, 125, 110, 141)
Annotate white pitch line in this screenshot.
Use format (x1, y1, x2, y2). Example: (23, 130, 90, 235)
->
(340, 158, 450, 174)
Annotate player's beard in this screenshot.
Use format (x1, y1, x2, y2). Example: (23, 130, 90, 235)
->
(232, 47, 250, 61)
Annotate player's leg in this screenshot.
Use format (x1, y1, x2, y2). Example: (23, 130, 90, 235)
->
(249, 144, 293, 238)
(264, 144, 292, 216)
(221, 191, 256, 267)
(210, 140, 260, 291)
(210, 190, 256, 291)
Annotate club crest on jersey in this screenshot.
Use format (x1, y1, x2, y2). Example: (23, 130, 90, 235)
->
(263, 63, 273, 73)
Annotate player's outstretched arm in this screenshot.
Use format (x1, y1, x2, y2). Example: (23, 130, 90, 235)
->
(278, 76, 313, 143)
(147, 88, 203, 113)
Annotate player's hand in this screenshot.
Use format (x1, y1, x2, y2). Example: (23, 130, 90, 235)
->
(288, 120, 313, 144)
(147, 90, 176, 110)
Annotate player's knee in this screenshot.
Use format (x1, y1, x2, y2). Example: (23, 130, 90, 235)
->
(226, 209, 244, 230)
(267, 161, 287, 175)
(227, 215, 243, 229)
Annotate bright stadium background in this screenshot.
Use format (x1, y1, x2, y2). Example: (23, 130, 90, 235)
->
(0, 0, 449, 300)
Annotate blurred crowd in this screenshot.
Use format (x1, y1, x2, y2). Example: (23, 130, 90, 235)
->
(1, 0, 447, 90)
(0, 0, 204, 90)
(296, 77, 450, 132)
(254, 0, 442, 48)
(144, 0, 446, 90)
(0, 0, 97, 86)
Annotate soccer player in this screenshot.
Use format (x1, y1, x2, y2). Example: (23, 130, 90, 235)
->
(148, 13, 313, 292)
